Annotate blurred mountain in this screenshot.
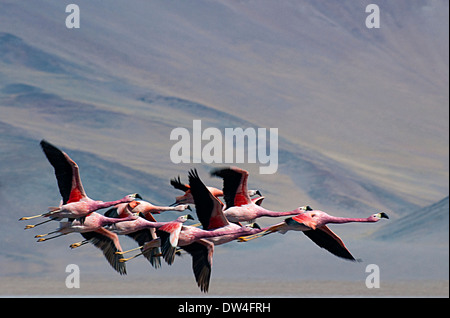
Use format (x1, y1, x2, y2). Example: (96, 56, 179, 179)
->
(371, 196, 449, 244)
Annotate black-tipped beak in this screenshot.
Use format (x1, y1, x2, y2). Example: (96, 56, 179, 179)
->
(134, 193, 143, 200)
(252, 223, 261, 230)
(187, 214, 195, 220)
(256, 190, 262, 196)
(379, 212, 389, 219)
(187, 205, 192, 211)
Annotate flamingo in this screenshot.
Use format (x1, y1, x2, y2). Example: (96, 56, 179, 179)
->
(68, 200, 168, 269)
(170, 175, 263, 206)
(157, 169, 262, 292)
(130, 200, 191, 215)
(239, 209, 389, 261)
(110, 214, 194, 264)
(35, 212, 136, 274)
(210, 166, 306, 223)
(19, 140, 142, 226)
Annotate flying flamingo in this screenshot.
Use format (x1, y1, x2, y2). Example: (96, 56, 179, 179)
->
(130, 200, 191, 215)
(19, 140, 142, 226)
(239, 208, 389, 261)
(68, 200, 167, 269)
(170, 175, 263, 206)
(35, 212, 136, 274)
(109, 214, 194, 264)
(156, 169, 263, 292)
(210, 166, 307, 223)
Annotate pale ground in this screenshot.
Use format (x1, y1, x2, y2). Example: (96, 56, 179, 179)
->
(1, 276, 448, 297)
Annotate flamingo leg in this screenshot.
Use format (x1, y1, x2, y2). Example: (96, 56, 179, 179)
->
(36, 233, 67, 242)
(115, 246, 143, 255)
(238, 227, 279, 242)
(119, 252, 143, 262)
(19, 214, 46, 221)
(24, 219, 53, 229)
(70, 240, 89, 249)
(35, 230, 60, 238)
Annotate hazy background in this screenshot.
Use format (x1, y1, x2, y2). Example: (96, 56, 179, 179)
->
(0, 0, 448, 296)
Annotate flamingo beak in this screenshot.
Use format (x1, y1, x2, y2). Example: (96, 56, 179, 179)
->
(256, 190, 262, 196)
(134, 193, 143, 200)
(378, 212, 389, 219)
(186, 214, 195, 220)
(187, 205, 192, 211)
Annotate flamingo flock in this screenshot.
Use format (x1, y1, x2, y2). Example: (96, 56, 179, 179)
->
(20, 140, 389, 292)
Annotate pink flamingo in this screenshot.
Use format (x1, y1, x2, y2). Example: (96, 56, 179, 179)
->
(19, 140, 142, 226)
(69, 200, 169, 269)
(170, 175, 263, 206)
(156, 169, 262, 292)
(110, 214, 195, 265)
(128, 200, 191, 215)
(211, 166, 306, 223)
(239, 208, 389, 261)
(35, 212, 136, 274)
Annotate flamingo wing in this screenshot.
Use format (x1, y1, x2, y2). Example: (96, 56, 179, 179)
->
(103, 208, 161, 267)
(189, 169, 227, 230)
(157, 223, 182, 266)
(81, 227, 127, 275)
(210, 166, 251, 208)
(303, 225, 357, 261)
(288, 213, 318, 230)
(170, 176, 190, 192)
(40, 140, 86, 204)
(129, 228, 162, 269)
(181, 239, 213, 293)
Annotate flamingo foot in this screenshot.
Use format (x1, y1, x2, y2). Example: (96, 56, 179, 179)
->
(19, 215, 43, 221)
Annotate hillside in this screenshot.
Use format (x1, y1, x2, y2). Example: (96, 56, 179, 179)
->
(0, 1, 448, 289)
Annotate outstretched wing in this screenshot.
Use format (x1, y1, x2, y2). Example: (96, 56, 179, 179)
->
(170, 176, 190, 192)
(40, 140, 86, 204)
(303, 225, 357, 261)
(210, 167, 251, 208)
(189, 169, 227, 229)
(81, 228, 127, 275)
(181, 239, 213, 293)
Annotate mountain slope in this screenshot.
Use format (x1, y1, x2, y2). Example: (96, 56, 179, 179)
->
(371, 196, 449, 244)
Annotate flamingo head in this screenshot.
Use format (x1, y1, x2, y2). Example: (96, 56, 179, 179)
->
(299, 205, 313, 211)
(177, 214, 195, 222)
(246, 222, 261, 230)
(369, 212, 389, 221)
(248, 189, 262, 197)
(125, 193, 143, 201)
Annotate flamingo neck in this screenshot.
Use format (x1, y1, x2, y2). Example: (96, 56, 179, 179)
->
(254, 205, 301, 218)
(324, 215, 375, 224)
(96, 198, 128, 210)
(100, 215, 133, 227)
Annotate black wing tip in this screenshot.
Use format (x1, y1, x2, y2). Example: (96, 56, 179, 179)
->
(188, 168, 200, 180)
(40, 139, 56, 151)
(210, 166, 231, 178)
(303, 230, 357, 262)
(170, 176, 190, 191)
